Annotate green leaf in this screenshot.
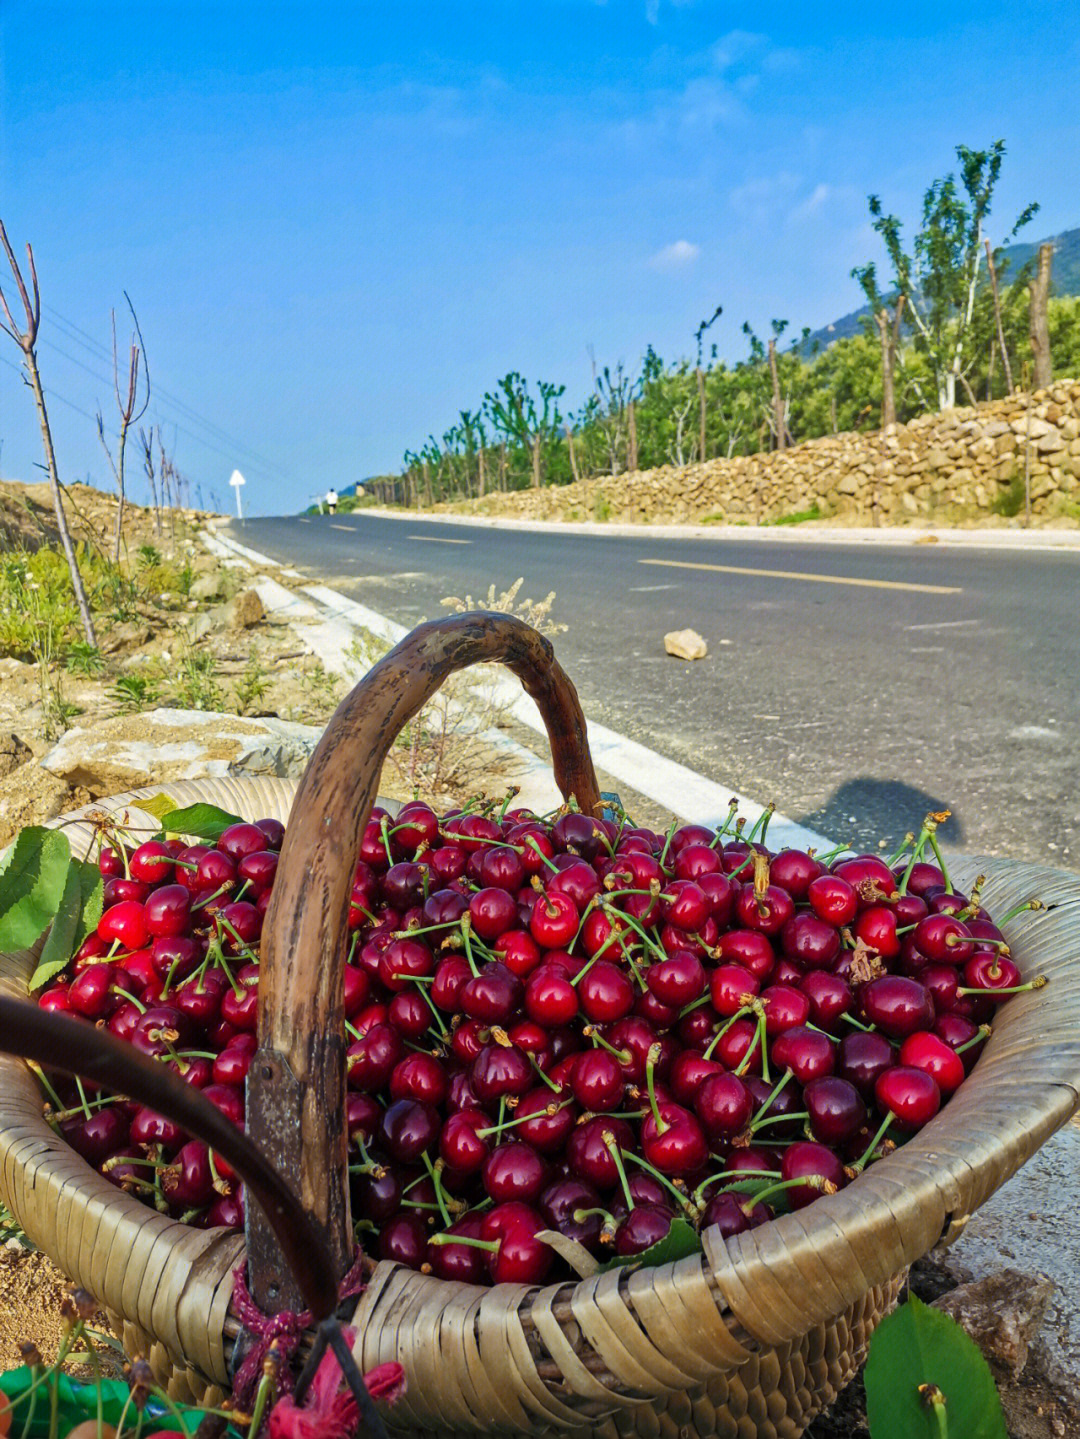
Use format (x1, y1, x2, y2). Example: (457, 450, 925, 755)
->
(136, 791, 180, 823)
(0, 827, 71, 952)
(600, 1217, 702, 1272)
(160, 802, 244, 843)
(29, 859, 103, 992)
(865, 1294, 1008, 1439)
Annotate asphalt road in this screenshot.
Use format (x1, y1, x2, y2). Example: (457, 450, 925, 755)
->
(228, 513, 1080, 872)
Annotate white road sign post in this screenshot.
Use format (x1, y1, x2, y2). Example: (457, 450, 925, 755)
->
(229, 469, 246, 521)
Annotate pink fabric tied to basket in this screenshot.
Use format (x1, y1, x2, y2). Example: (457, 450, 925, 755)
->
(268, 1325, 406, 1439)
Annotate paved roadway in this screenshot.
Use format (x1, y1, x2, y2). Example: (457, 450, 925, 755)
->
(228, 513, 1080, 872)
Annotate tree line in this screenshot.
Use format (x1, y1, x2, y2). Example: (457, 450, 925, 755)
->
(364, 141, 1079, 509)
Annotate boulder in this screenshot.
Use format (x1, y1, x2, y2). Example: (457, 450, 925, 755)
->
(189, 571, 225, 601)
(933, 1269, 1054, 1382)
(39, 709, 324, 796)
(222, 589, 265, 629)
(664, 628, 708, 661)
(0, 763, 72, 848)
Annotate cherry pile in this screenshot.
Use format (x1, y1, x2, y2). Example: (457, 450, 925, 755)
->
(35, 801, 1044, 1287)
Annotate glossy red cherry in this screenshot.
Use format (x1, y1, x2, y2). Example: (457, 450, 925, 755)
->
(874, 1066, 941, 1130)
(803, 1076, 866, 1145)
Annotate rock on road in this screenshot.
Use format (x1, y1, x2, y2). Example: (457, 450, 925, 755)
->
(227, 512, 1080, 873)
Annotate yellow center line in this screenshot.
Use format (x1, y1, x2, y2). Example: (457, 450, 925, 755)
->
(407, 534, 472, 545)
(639, 557, 961, 595)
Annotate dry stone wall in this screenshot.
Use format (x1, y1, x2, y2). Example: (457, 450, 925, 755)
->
(447, 381, 1080, 527)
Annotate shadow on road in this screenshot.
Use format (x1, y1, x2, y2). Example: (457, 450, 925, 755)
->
(796, 777, 966, 850)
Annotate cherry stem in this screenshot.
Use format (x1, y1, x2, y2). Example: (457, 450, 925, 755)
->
(527, 1050, 562, 1093)
(421, 1152, 453, 1228)
(741, 1174, 828, 1217)
(525, 836, 559, 872)
(958, 976, 1046, 996)
(678, 993, 712, 1018)
(999, 898, 1044, 924)
(620, 1149, 695, 1213)
(428, 1233, 498, 1252)
(414, 980, 450, 1036)
(703, 1005, 753, 1060)
(955, 1024, 992, 1054)
(926, 829, 953, 894)
(478, 1098, 571, 1138)
(659, 820, 679, 868)
(109, 986, 146, 1014)
(896, 829, 931, 896)
(887, 832, 916, 867)
(582, 1026, 631, 1066)
(849, 1110, 895, 1175)
(749, 1069, 794, 1130)
(840, 1012, 874, 1033)
(816, 839, 855, 866)
(753, 1111, 809, 1129)
(709, 800, 740, 848)
(745, 804, 774, 847)
(460, 918, 480, 977)
(73, 1075, 93, 1122)
(644, 1045, 668, 1133)
(602, 1133, 636, 1210)
(692, 1168, 782, 1204)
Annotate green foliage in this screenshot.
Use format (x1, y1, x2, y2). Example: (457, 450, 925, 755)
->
(864, 1294, 1007, 1438)
(0, 826, 73, 952)
(63, 641, 105, 677)
(234, 654, 271, 713)
(991, 472, 1027, 517)
(854, 140, 1038, 408)
(30, 856, 103, 991)
(109, 671, 162, 712)
(173, 645, 222, 710)
(158, 802, 244, 842)
(762, 505, 823, 526)
(136, 543, 162, 568)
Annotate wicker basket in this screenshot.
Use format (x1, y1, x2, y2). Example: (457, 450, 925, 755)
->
(2, 614, 1079, 1438)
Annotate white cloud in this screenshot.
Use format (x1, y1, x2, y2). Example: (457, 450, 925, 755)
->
(649, 239, 700, 270)
(710, 30, 767, 70)
(791, 183, 831, 220)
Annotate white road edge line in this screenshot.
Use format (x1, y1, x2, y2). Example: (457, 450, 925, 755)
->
(205, 528, 834, 850)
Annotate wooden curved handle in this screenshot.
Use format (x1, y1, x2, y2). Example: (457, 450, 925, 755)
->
(247, 614, 601, 1310)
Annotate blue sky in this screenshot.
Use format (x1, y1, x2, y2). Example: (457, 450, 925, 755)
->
(1, 1, 1077, 515)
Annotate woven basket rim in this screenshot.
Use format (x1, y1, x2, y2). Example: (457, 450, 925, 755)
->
(2, 775, 1079, 1419)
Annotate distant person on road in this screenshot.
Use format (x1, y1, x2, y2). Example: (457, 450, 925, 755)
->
(325, 487, 338, 514)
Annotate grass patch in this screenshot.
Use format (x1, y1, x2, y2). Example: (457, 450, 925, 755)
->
(762, 504, 823, 526)
(991, 474, 1026, 518)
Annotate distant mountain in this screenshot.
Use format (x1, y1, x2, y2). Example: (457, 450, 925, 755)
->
(801, 226, 1080, 354)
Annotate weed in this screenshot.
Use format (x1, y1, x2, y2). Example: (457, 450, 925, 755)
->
(762, 504, 822, 526)
(440, 577, 566, 638)
(593, 493, 612, 522)
(991, 472, 1026, 518)
(63, 641, 106, 677)
(109, 673, 162, 713)
(177, 558, 195, 595)
(173, 645, 222, 711)
(234, 654, 271, 714)
(0, 1197, 30, 1249)
(136, 543, 162, 568)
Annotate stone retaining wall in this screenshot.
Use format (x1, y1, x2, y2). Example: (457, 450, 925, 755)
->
(447, 381, 1080, 527)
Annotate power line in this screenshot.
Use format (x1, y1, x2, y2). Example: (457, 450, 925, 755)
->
(0, 351, 99, 423)
(41, 303, 295, 481)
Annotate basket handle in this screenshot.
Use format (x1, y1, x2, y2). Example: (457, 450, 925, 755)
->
(246, 613, 601, 1311)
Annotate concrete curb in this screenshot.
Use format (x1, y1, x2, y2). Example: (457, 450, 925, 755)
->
(345, 505, 1080, 552)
